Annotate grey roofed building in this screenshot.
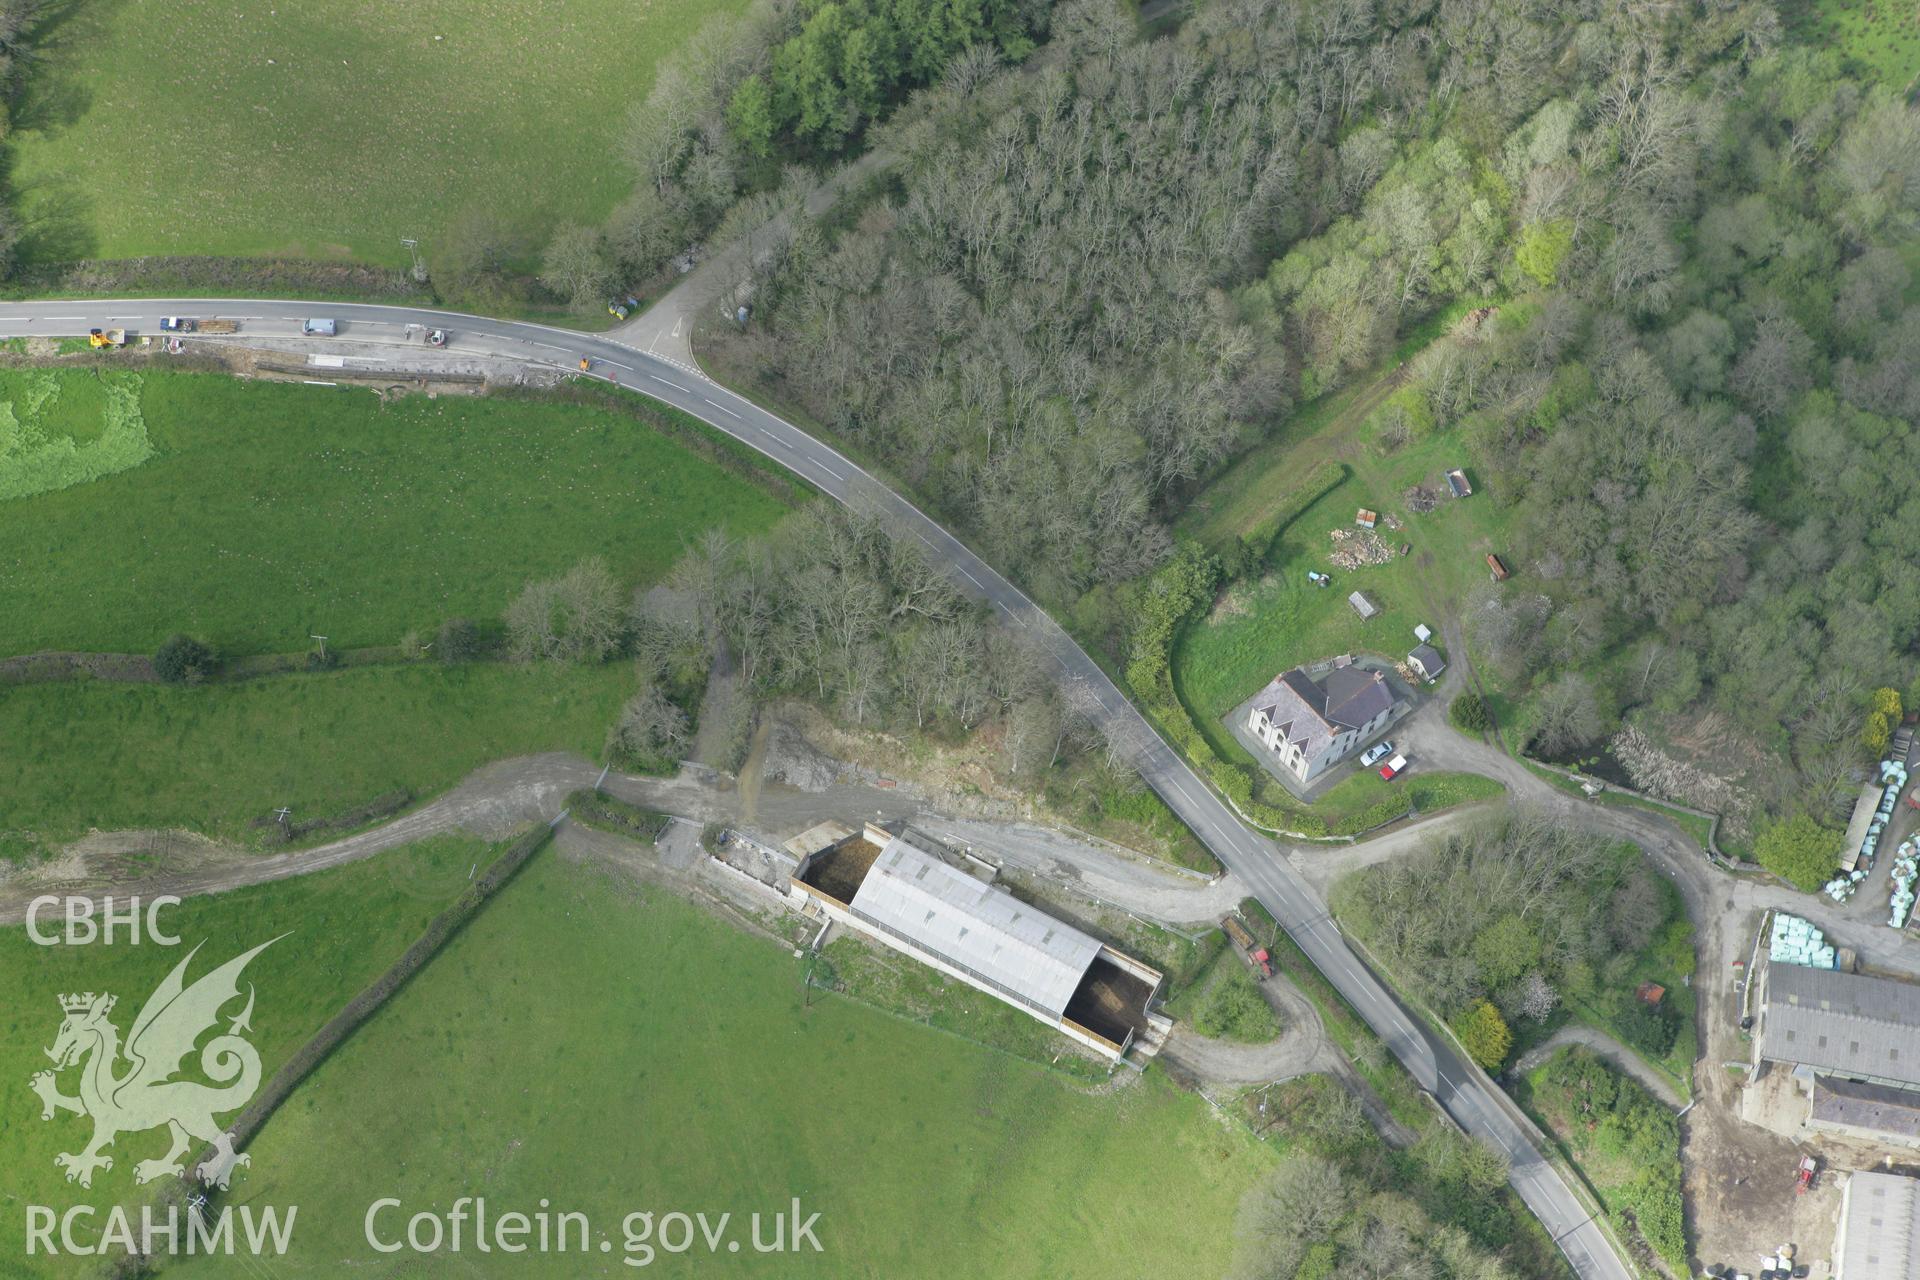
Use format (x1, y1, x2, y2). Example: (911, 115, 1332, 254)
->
(1836, 1170, 1920, 1280)
(1811, 1076, 1920, 1146)
(1757, 962, 1920, 1090)
(1248, 664, 1399, 784)
(1348, 590, 1379, 619)
(1408, 642, 1446, 680)
(849, 834, 1101, 1019)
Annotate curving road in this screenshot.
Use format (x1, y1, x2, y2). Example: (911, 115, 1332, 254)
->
(0, 299, 1633, 1280)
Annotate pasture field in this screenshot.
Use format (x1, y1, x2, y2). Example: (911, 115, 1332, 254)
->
(9, 0, 746, 267)
(1174, 436, 1515, 748)
(0, 369, 795, 657)
(213, 853, 1276, 1277)
(0, 661, 634, 843)
(1794, 0, 1920, 87)
(0, 834, 503, 1268)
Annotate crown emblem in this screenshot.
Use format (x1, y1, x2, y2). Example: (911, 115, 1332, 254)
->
(60, 992, 114, 1015)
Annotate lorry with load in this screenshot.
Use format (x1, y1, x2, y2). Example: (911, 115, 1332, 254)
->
(160, 317, 238, 334)
(1222, 915, 1273, 979)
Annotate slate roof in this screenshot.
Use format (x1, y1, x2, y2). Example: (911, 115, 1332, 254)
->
(1409, 643, 1446, 677)
(1812, 1076, 1920, 1142)
(848, 834, 1101, 1020)
(1761, 962, 1920, 1088)
(1840, 1171, 1920, 1280)
(1251, 666, 1396, 760)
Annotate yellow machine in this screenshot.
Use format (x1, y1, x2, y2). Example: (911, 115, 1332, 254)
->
(87, 328, 127, 349)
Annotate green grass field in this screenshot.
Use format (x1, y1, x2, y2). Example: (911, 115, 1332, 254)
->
(1795, 0, 1920, 87)
(1175, 445, 1513, 743)
(0, 661, 634, 842)
(209, 853, 1276, 1277)
(9, 0, 746, 267)
(0, 834, 503, 1267)
(0, 370, 795, 657)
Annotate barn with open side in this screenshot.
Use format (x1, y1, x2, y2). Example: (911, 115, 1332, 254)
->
(788, 823, 1171, 1062)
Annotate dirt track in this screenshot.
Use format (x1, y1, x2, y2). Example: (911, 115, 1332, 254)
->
(0, 750, 1239, 928)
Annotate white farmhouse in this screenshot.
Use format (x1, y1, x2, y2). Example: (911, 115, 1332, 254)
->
(1247, 664, 1399, 783)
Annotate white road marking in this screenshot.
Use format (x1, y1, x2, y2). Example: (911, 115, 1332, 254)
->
(815, 461, 844, 481)
(43, 316, 84, 321)
(532, 341, 568, 353)
(600, 359, 633, 371)
(957, 565, 983, 588)
(653, 375, 690, 393)
(702, 397, 740, 419)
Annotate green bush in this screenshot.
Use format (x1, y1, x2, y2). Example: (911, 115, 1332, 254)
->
(568, 790, 671, 841)
(153, 634, 214, 684)
(1450, 691, 1491, 733)
(1753, 812, 1843, 891)
(1190, 965, 1281, 1043)
(436, 617, 481, 664)
(1611, 996, 1678, 1058)
(1452, 999, 1512, 1069)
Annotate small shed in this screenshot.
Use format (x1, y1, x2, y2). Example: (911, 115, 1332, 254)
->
(1348, 591, 1379, 620)
(1355, 508, 1378, 529)
(1447, 469, 1472, 498)
(1413, 623, 1433, 643)
(1407, 643, 1446, 681)
(1486, 553, 1510, 581)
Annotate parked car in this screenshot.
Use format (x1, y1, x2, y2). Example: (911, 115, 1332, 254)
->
(1359, 741, 1394, 767)
(1378, 753, 1408, 781)
(302, 318, 337, 337)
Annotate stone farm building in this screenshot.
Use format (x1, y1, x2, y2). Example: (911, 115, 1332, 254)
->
(1752, 958, 1920, 1150)
(1247, 663, 1399, 783)
(785, 822, 1171, 1063)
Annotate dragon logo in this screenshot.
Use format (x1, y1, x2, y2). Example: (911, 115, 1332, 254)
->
(30, 938, 281, 1190)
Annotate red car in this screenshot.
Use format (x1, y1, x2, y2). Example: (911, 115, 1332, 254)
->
(1378, 753, 1408, 781)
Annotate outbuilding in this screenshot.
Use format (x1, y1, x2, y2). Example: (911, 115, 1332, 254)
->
(1348, 590, 1379, 620)
(1835, 1170, 1920, 1279)
(1407, 643, 1446, 681)
(790, 825, 1170, 1061)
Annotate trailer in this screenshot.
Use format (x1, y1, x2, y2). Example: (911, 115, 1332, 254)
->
(160, 317, 238, 334)
(1221, 916, 1273, 979)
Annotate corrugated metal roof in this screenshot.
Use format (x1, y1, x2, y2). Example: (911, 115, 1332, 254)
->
(848, 834, 1100, 1019)
(1762, 963, 1920, 1087)
(1841, 1171, 1920, 1280)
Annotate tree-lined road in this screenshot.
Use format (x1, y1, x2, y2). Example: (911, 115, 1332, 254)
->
(0, 299, 1633, 1280)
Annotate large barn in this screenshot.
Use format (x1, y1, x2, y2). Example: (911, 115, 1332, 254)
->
(785, 822, 1171, 1062)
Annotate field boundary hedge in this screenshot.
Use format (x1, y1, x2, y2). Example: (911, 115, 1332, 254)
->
(1125, 460, 1354, 840)
(177, 819, 558, 1200)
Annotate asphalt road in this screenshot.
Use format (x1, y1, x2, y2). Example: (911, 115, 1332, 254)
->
(0, 299, 1633, 1280)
